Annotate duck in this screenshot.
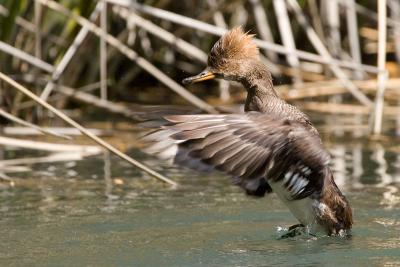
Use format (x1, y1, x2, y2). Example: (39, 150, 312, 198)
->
(143, 27, 353, 236)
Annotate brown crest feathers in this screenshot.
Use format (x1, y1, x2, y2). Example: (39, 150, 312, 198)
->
(208, 26, 259, 67)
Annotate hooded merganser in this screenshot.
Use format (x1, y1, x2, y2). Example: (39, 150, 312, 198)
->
(144, 27, 353, 236)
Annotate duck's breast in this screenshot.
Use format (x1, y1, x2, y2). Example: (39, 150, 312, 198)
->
(269, 180, 326, 234)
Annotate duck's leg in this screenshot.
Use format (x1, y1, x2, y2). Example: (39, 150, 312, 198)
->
(278, 224, 305, 239)
(288, 223, 304, 231)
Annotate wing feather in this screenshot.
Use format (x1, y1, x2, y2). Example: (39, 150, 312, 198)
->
(142, 112, 330, 199)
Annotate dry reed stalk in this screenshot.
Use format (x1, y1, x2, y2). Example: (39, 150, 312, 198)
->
(0, 152, 99, 167)
(0, 166, 31, 173)
(40, 1, 103, 101)
(389, 0, 400, 63)
(273, 0, 302, 84)
(54, 84, 138, 118)
(360, 27, 382, 41)
(249, 0, 278, 62)
(389, 0, 400, 137)
(38, 0, 217, 114)
(137, 28, 153, 56)
(100, 0, 108, 101)
(277, 84, 348, 100)
(324, 0, 341, 59)
(55, 77, 400, 114)
(103, 150, 112, 198)
(34, 1, 42, 61)
(344, 0, 365, 79)
(299, 102, 400, 116)
(0, 41, 54, 72)
(107, 0, 379, 74)
(277, 65, 325, 82)
(277, 78, 400, 100)
(17, 78, 104, 110)
(3, 127, 104, 136)
(0, 136, 100, 153)
(212, 77, 400, 108)
(307, 0, 325, 44)
(286, 0, 372, 107)
(207, 0, 227, 29)
(205, 0, 231, 101)
(372, 0, 388, 135)
(364, 41, 396, 54)
(0, 108, 70, 139)
(0, 71, 178, 187)
(347, 0, 400, 28)
(114, 7, 207, 63)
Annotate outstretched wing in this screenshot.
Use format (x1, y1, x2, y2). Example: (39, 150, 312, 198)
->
(142, 112, 330, 199)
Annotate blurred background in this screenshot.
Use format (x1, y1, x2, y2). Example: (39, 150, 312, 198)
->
(1, 0, 400, 197)
(1, 1, 400, 266)
(0, 0, 399, 132)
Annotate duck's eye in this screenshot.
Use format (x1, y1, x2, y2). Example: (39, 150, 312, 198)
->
(213, 58, 227, 69)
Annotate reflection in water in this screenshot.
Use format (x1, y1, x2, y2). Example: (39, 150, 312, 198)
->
(372, 143, 392, 185)
(0, 115, 399, 266)
(397, 109, 400, 137)
(370, 143, 400, 209)
(352, 144, 364, 189)
(103, 150, 119, 213)
(381, 185, 400, 209)
(329, 145, 346, 188)
(397, 154, 400, 180)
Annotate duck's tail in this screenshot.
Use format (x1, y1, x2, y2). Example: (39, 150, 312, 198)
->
(315, 168, 353, 235)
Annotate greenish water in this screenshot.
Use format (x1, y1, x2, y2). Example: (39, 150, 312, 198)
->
(1, 120, 400, 266)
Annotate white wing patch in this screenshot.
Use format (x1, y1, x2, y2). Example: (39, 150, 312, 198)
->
(301, 166, 311, 175)
(281, 165, 311, 198)
(291, 176, 308, 195)
(283, 171, 293, 184)
(143, 128, 183, 161)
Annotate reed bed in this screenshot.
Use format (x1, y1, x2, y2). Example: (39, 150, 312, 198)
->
(0, 0, 399, 184)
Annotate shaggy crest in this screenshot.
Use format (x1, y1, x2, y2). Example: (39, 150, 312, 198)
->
(208, 26, 259, 68)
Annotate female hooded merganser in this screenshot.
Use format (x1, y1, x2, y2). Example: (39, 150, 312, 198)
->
(144, 27, 353, 236)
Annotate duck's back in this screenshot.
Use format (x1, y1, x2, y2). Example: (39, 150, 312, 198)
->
(245, 95, 318, 135)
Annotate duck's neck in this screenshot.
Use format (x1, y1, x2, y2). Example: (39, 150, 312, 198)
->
(239, 62, 279, 112)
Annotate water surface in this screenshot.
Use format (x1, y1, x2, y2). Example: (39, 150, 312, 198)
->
(0, 115, 399, 267)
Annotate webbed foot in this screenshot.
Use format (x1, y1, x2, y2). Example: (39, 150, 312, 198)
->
(278, 224, 315, 239)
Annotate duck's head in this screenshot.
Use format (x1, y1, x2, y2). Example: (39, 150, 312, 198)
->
(182, 26, 260, 85)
